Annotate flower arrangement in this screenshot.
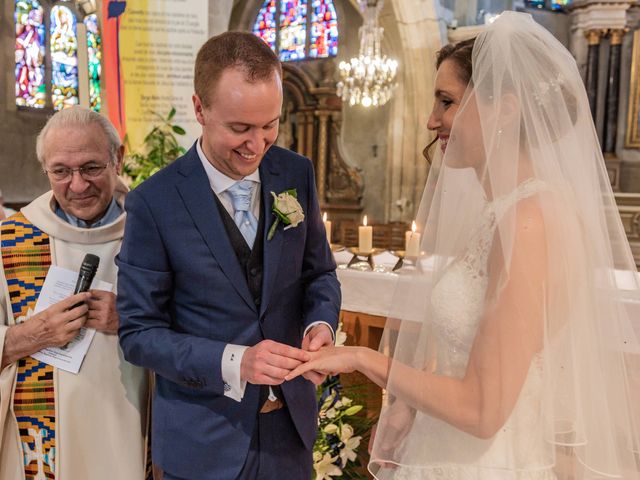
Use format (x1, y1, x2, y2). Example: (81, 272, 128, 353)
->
(313, 325, 372, 479)
(267, 189, 305, 240)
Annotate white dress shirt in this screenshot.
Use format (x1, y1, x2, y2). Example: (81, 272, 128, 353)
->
(196, 139, 334, 402)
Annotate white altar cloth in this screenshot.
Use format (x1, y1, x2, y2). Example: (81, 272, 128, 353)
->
(335, 251, 640, 338)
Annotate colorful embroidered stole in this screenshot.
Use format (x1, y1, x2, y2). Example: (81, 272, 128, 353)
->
(1, 213, 56, 480)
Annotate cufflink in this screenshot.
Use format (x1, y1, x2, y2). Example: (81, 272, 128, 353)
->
(224, 382, 231, 392)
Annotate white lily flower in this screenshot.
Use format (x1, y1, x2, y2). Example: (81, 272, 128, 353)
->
(313, 453, 342, 480)
(339, 424, 362, 468)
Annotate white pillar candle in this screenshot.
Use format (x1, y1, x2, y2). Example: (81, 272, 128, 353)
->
(359, 215, 373, 253)
(405, 220, 421, 257)
(323, 212, 332, 245)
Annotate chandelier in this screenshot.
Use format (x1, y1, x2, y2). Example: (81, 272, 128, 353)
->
(337, 0, 398, 108)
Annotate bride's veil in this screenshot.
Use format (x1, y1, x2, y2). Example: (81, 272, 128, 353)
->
(370, 12, 640, 479)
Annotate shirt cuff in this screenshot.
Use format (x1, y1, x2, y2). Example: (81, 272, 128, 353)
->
(221, 344, 249, 402)
(303, 321, 335, 343)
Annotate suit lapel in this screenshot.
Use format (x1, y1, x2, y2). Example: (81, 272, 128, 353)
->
(259, 152, 287, 318)
(176, 150, 257, 313)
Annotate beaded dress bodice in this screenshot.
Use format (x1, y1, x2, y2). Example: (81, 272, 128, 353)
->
(386, 180, 556, 480)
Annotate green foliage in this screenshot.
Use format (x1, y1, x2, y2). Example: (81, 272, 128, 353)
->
(314, 376, 374, 480)
(123, 107, 187, 189)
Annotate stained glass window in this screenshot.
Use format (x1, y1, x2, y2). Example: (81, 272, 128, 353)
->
(84, 14, 102, 112)
(524, 0, 572, 10)
(15, 0, 46, 108)
(279, 1, 307, 61)
(253, 0, 277, 51)
(549, 0, 572, 10)
(309, 0, 338, 58)
(50, 5, 79, 111)
(252, 0, 338, 62)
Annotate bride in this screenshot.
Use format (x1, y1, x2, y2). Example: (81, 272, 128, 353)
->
(287, 12, 640, 479)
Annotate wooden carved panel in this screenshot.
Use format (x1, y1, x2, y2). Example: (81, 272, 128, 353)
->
(280, 63, 363, 237)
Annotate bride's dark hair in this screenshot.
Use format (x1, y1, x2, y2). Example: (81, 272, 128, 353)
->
(436, 38, 475, 83)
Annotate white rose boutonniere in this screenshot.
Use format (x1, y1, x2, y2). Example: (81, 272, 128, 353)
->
(267, 189, 305, 240)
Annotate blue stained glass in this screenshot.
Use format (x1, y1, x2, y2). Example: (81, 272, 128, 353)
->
(15, 0, 46, 108)
(50, 5, 79, 111)
(309, 0, 338, 58)
(84, 14, 102, 112)
(279, 0, 307, 61)
(549, 0, 572, 10)
(525, 0, 571, 9)
(253, 0, 277, 51)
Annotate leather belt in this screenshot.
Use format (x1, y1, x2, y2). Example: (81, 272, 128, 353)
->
(259, 397, 284, 413)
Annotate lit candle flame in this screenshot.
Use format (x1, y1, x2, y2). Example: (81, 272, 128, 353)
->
(323, 212, 327, 222)
(411, 220, 417, 233)
(363, 215, 368, 227)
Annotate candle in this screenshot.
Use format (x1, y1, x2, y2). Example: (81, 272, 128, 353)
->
(323, 212, 332, 245)
(404, 222, 414, 251)
(405, 220, 421, 257)
(359, 215, 373, 253)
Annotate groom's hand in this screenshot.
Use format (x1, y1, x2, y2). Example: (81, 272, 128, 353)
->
(301, 324, 334, 385)
(241, 340, 310, 385)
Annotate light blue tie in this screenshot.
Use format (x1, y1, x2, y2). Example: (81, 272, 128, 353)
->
(227, 180, 258, 248)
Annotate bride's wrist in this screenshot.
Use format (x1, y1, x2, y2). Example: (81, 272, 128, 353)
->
(352, 347, 389, 387)
(353, 346, 371, 373)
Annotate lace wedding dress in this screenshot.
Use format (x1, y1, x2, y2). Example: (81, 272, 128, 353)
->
(391, 179, 556, 480)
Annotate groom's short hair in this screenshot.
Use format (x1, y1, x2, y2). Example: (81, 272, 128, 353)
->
(194, 31, 282, 107)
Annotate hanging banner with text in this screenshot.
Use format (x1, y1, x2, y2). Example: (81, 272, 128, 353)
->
(119, 0, 207, 150)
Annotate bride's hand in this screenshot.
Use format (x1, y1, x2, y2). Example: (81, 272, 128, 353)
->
(369, 400, 415, 462)
(284, 346, 360, 381)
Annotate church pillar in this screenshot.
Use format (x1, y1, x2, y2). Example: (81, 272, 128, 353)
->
(296, 111, 306, 156)
(584, 29, 605, 120)
(603, 28, 627, 155)
(570, 1, 633, 190)
(603, 28, 628, 190)
(315, 111, 330, 203)
(386, 0, 442, 222)
(305, 112, 315, 161)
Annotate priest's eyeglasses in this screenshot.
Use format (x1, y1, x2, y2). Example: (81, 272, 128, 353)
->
(45, 162, 112, 182)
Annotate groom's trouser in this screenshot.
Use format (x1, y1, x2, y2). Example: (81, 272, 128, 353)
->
(162, 406, 312, 480)
(237, 405, 313, 480)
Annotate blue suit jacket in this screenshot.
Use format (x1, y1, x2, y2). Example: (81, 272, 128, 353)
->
(116, 145, 341, 479)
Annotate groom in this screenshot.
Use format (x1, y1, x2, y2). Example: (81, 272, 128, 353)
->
(116, 32, 341, 479)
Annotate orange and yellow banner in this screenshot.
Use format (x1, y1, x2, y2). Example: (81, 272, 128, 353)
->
(117, 0, 207, 151)
(102, 0, 128, 139)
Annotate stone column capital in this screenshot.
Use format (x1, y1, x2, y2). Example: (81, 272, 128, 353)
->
(314, 110, 332, 120)
(608, 27, 629, 45)
(585, 28, 608, 45)
(571, 3, 631, 32)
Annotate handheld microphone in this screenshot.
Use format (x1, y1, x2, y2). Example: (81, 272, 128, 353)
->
(70, 254, 100, 308)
